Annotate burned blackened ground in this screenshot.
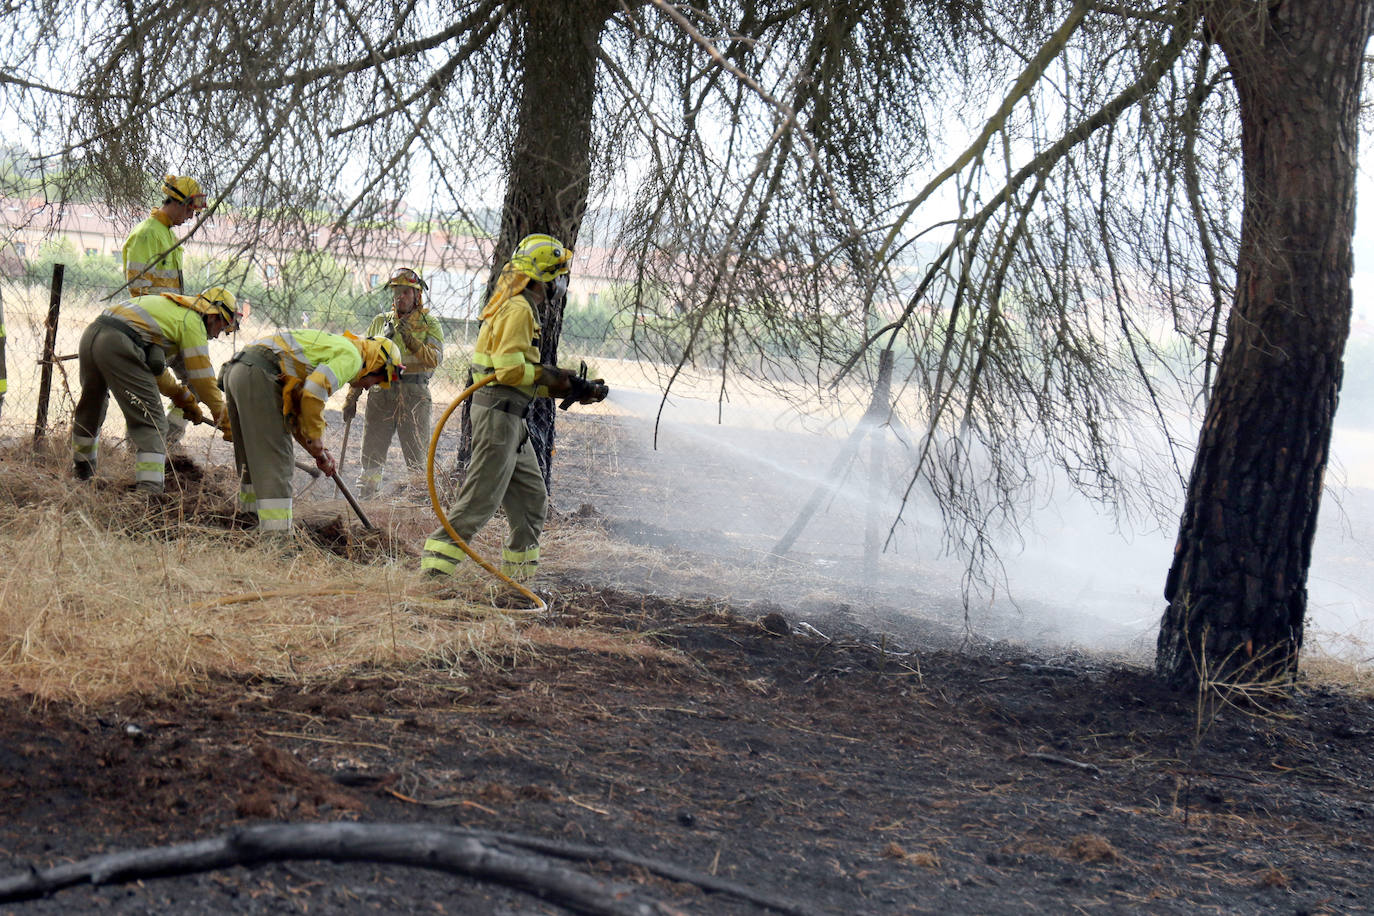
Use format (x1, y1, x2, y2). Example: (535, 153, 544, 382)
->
(1, 409, 1372, 913)
(1, 585, 1373, 914)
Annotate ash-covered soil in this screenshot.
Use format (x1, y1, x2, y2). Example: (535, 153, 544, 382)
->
(1, 407, 1372, 914)
(2, 588, 1373, 915)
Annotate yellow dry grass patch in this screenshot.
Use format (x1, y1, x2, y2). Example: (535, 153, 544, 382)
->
(0, 481, 538, 705)
(1297, 656, 1374, 697)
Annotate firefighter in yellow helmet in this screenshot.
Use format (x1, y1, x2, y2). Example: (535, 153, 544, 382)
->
(72, 287, 238, 491)
(344, 267, 445, 497)
(420, 233, 607, 581)
(123, 175, 205, 298)
(221, 330, 402, 534)
(123, 174, 210, 453)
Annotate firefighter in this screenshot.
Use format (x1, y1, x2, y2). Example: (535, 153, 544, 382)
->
(420, 233, 606, 581)
(122, 174, 209, 451)
(71, 288, 239, 491)
(221, 330, 402, 534)
(344, 267, 445, 498)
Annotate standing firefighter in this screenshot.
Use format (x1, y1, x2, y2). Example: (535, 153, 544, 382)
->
(71, 288, 238, 491)
(421, 233, 607, 581)
(345, 267, 445, 498)
(221, 330, 402, 535)
(123, 174, 208, 451)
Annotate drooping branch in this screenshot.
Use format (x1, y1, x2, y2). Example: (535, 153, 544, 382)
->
(875, 0, 1093, 260)
(832, 2, 1202, 385)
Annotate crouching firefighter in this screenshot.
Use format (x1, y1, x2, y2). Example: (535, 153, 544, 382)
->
(220, 330, 402, 534)
(421, 233, 607, 581)
(72, 288, 239, 491)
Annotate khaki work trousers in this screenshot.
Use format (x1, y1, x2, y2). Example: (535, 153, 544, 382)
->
(164, 355, 190, 450)
(421, 391, 547, 579)
(72, 322, 168, 491)
(357, 380, 432, 496)
(223, 352, 296, 534)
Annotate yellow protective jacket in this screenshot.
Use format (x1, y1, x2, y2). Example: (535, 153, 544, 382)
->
(246, 330, 362, 441)
(101, 295, 226, 421)
(123, 211, 183, 297)
(472, 293, 556, 397)
(364, 308, 444, 373)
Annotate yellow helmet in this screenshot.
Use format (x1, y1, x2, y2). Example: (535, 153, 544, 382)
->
(384, 267, 427, 306)
(162, 174, 206, 211)
(509, 233, 572, 282)
(165, 286, 240, 329)
(196, 287, 239, 328)
(358, 336, 404, 388)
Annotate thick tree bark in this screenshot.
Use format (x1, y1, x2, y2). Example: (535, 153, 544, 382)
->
(1156, 0, 1373, 688)
(496, 0, 615, 493)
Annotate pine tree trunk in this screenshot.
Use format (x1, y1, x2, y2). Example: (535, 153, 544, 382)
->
(1156, 0, 1373, 688)
(494, 0, 614, 493)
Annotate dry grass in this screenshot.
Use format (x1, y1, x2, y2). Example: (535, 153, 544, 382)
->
(0, 447, 544, 706)
(1297, 646, 1374, 695)
(520, 622, 685, 665)
(2, 408, 1370, 707)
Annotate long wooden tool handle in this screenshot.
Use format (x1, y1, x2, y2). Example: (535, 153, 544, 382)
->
(294, 460, 322, 478)
(339, 418, 353, 478)
(330, 472, 374, 529)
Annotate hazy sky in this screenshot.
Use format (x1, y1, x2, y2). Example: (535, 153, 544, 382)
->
(1350, 169, 1374, 321)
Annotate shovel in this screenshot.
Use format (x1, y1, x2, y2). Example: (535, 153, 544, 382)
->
(329, 471, 374, 529)
(338, 416, 354, 479)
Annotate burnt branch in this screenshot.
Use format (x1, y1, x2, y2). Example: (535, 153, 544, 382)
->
(0, 821, 820, 915)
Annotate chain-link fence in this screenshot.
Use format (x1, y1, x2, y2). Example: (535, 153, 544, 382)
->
(0, 267, 640, 457)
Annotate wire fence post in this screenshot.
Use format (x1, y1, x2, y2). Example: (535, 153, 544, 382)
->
(0, 286, 8, 423)
(33, 263, 65, 446)
(862, 349, 894, 583)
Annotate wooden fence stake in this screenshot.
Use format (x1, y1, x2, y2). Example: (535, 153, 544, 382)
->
(32, 263, 65, 446)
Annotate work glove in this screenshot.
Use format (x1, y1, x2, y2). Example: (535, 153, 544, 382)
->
(342, 388, 360, 423)
(304, 437, 336, 477)
(171, 389, 206, 425)
(548, 361, 609, 410)
(381, 318, 396, 339)
(170, 387, 197, 412)
(396, 312, 425, 352)
(560, 374, 609, 411)
(539, 365, 575, 396)
(211, 408, 233, 442)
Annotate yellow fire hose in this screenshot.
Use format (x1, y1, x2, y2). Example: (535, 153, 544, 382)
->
(425, 374, 547, 611)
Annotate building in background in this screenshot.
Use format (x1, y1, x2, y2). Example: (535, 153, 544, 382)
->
(0, 197, 622, 322)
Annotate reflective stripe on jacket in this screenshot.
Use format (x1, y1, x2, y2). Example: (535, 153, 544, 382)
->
(244, 330, 363, 441)
(123, 212, 183, 297)
(101, 294, 225, 420)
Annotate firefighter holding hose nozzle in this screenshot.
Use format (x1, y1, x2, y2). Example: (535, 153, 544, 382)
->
(420, 233, 607, 581)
